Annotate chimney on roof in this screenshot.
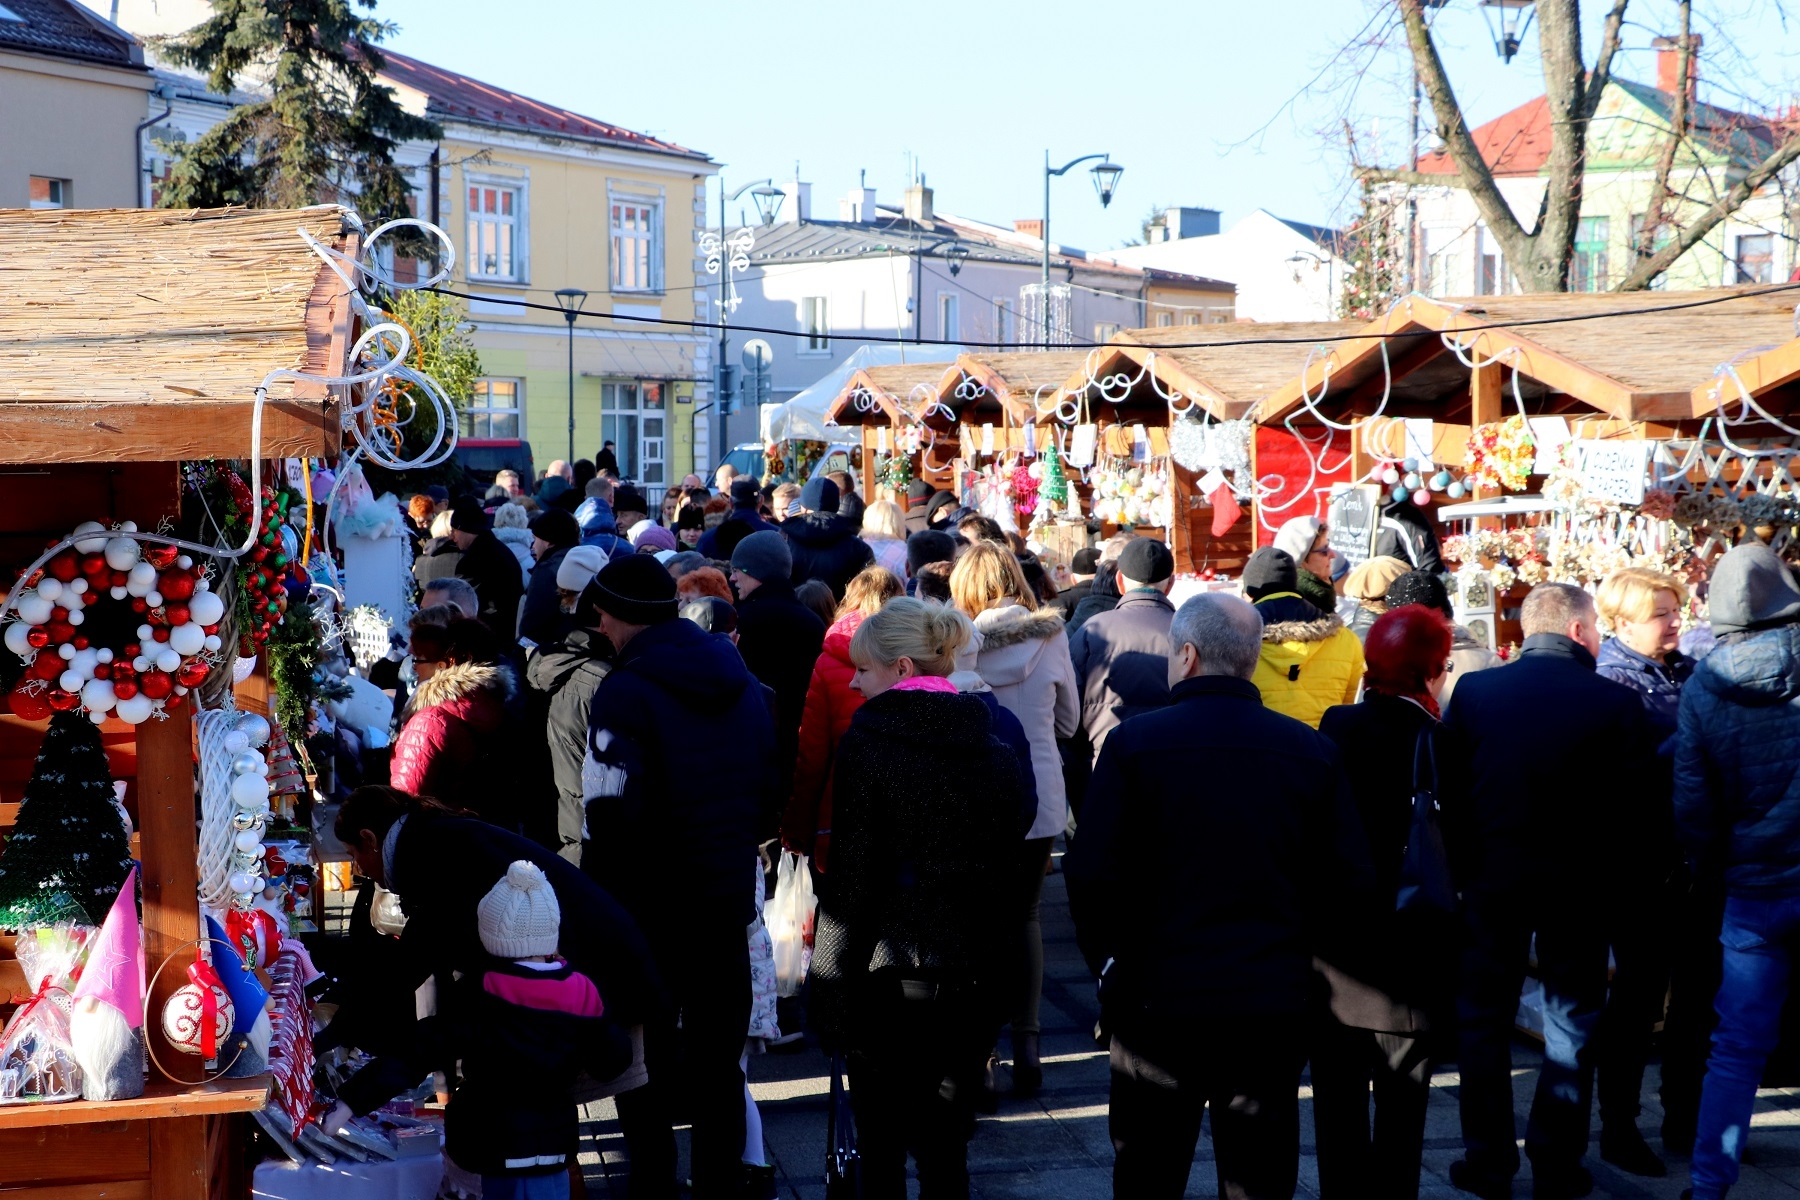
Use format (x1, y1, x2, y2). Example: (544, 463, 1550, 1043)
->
(777, 180, 811, 225)
(902, 179, 933, 224)
(840, 184, 877, 223)
(1654, 33, 1700, 106)
(1148, 207, 1221, 243)
(1014, 218, 1044, 240)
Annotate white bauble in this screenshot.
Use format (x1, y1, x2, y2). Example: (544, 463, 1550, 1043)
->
(176, 555, 192, 569)
(228, 871, 260, 895)
(36, 578, 62, 603)
(168, 623, 205, 656)
(65, 610, 83, 627)
(173, 685, 188, 697)
(89, 710, 107, 725)
(254, 761, 268, 776)
(114, 694, 155, 724)
(66, 578, 85, 596)
(127, 562, 156, 597)
(95, 648, 113, 664)
(80, 679, 116, 713)
(15, 592, 53, 626)
(203, 635, 222, 653)
(234, 829, 263, 854)
(187, 591, 226, 627)
(4, 623, 31, 657)
(223, 730, 249, 754)
(103, 536, 139, 572)
(72, 521, 109, 554)
(119, 520, 137, 533)
(110, 587, 128, 600)
(195, 578, 211, 593)
(155, 648, 181, 674)
(58, 643, 76, 661)
(160, 982, 233, 1057)
(136, 624, 154, 642)
(59, 669, 84, 693)
(236, 713, 271, 748)
(132, 656, 151, 672)
(70, 648, 99, 678)
(230, 771, 269, 809)
(145, 591, 162, 608)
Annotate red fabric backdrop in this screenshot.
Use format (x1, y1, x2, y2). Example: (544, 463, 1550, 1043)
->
(1253, 425, 1353, 548)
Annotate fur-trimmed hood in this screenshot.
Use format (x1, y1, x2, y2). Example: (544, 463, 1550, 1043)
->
(972, 604, 1065, 688)
(406, 660, 515, 718)
(1254, 593, 1342, 644)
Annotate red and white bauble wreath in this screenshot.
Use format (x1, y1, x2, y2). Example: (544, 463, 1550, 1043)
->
(4, 521, 226, 725)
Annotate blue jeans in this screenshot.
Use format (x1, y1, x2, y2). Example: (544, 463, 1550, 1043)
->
(481, 1173, 570, 1200)
(1691, 892, 1800, 1199)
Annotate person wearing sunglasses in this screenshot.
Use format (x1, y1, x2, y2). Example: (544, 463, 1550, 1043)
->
(1273, 516, 1341, 616)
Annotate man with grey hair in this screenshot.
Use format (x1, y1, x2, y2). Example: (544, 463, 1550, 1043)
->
(1439, 580, 1658, 1198)
(1066, 592, 1372, 1200)
(421, 576, 479, 622)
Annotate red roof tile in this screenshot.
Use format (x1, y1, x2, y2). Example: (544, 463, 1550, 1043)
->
(375, 49, 708, 161)
(1416, 94, 1551, 176)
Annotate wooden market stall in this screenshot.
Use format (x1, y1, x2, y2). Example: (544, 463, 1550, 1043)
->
(1059, 323, 1364, 576)
(0, 206, 354, 1200)
(823, 361, 964, 503)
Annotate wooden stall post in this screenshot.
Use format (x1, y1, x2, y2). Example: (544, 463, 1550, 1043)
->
(136, 705, 201, 1087)
(1470, 362, 1506, 529)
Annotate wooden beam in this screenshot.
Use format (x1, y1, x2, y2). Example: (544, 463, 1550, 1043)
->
(137, 703, 201, 1086)
(1690, 338, 1800, 418)
(148, 1116, 207, 1200)
(1470, 363, 1505, 520)
(0, 400, 337, 464)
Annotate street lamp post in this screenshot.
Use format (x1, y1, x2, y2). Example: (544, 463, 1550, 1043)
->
(910, 238, 970, 344)
(701, 177, 784, 469)
(553, 288, 587, 463)
(1039, 152, 1123, 344)
(1286, 251, 1336, 320)
(1478, 0, 1537, 63)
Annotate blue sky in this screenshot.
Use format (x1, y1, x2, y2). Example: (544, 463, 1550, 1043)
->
(373, 0, 1799, 252)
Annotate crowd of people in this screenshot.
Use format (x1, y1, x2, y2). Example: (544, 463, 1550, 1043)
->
(319, 456, 1800, 1200)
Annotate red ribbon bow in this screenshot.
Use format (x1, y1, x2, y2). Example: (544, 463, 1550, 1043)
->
(185, 952, 226, 1059)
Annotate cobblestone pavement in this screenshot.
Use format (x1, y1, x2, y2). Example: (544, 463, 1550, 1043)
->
(579, 846, 1800, 1198)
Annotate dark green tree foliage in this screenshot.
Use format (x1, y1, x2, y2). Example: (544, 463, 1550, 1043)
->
(157, 0, 440, 225)
(0, 713, 133, 929)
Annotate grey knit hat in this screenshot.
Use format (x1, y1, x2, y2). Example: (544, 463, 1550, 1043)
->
(731, 530, 792, 583)
(477, 861, 561, 959)
(1710, 543, 1800, 636)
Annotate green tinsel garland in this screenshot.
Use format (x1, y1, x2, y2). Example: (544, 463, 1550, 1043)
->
(266, 597, 321, 768)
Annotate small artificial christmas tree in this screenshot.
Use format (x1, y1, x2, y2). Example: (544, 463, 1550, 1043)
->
(1040, 444, 1069, 507)
(0, 711, 133, 928)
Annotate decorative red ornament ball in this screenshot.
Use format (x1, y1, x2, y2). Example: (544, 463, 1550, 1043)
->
(25, 627, 48, 649)
(201, 625, 218, 636)
(112, 680, 137, 700)
(176, 662, 210, 687)
(124, 642, 140, 657)
(111, 570, 128, 588)
(158, 571, 195, 602)
(130, 598, 147, 613)
(166, 604, 190, 627)
(46, 620, 74, 644)
(71, 636, 88, 651)
(8, 684, 50, 721)
(151, 627, 170, 643)
(45, 689, 79, 711)
(46, 550, 80, 583)
(80, 553, 107, 578)
(92, 663, 110, 681)
(49, 606, 67, 623)
(138, 671, 172, 700)
(30, 654, 62, 681)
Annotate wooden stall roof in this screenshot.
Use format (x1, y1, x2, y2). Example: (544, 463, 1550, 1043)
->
(937, 350, 1092, 428)
(0, 205, 356, 463)
(1692, 320, 1800, 416)
(1073, 322, 1365, 419)
(1256, 288, 1800, 427)
(824, 361, 962, 427)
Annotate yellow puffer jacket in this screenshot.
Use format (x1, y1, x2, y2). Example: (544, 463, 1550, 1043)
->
(1251, 592, 1365, 728)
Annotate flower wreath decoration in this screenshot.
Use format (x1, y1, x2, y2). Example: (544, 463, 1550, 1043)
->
(1464, 415, 1537, 493)
(3, 521, 225, 724)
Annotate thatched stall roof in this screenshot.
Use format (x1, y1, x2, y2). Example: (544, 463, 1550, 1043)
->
(1072, 322, 1365, 420)
(825, 361, 963, 428)
(0, 205, 357, 463)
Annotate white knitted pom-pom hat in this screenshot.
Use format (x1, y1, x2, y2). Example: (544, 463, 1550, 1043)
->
(477, 860, 562, 959)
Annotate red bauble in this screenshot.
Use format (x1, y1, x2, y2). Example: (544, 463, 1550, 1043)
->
(46, 620, 74, 644)
(176, 662, 210, 687)
(112, 662, 134, 681)
(129, 597, 147, 613)
(138, 671, 172, 700)
(251, 547, 269, 562)
(124, 642, 140, 657)
(151, 627, 170, 643)
(80, 553, 107, 578)
(25, 627, 48, 648)
(49, 606, 67, 623)
(202, 624, 218, 636)
(30, 653, 62, 681)
(143, 545, 178, 570)
(110, 570, 128, 588)
(71, 636, 88, 651)
(164, 695, 183, 712)
(45, 689, 79, 711)
(8, 684, 50, 721)
(92, 663, 110, 680)
(158, 570, 195, 602)
(111, 680, 137, 700)
(46, 550, 80, 583)
(165, 604, 190, 627)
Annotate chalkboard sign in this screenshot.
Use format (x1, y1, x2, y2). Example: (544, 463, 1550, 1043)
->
(1327, 484, 1383, 566)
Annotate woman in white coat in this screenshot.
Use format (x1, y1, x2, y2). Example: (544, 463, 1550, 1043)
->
(950, 541, 1078, 1098)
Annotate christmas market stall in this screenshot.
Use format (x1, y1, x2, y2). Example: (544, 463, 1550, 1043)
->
(822, 360, 965, 504)
(1252, 286, 1800, 648)
(0, 205, 457, 1200)
(1051, 323, 1365, 577)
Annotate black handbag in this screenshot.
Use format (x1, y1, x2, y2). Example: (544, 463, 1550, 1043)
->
(1396, 727, 1457, 917)
(825, 1052, 862, 1200)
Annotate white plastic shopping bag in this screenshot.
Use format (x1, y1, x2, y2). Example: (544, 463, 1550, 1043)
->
(769, 851, 817, 997)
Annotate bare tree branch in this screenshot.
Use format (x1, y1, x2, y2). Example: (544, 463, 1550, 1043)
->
(1615, 129, 1800, 290)
(1632, 1, 1693, 274)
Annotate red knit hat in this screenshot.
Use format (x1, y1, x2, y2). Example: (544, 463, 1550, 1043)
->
(1364, 604, 1453, 697)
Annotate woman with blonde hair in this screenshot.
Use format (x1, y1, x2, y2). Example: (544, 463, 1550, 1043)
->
(949, 540, 1077, 1099)
(785, 566, 905, 873)
(808, 596, 1024, 1197)
(860, 500, 911, 579)
(1595, 567, 1692, 738)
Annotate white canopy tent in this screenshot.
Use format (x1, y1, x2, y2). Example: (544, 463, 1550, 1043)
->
(762, 343, 965, 443)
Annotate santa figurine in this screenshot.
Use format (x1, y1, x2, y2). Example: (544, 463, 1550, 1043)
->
(68, 866, 146, 1100)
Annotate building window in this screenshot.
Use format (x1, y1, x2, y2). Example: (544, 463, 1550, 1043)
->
(1736, 233, 1774, 285)
(801, 297, 829, 353)
(1156, 311, 1174, 327)
(1185, 313, 1202, 326)
(610, 199, 660, 292)
(1571, 216, 1610, 292)
(28, 177, 67, 209)
(1094, 322, 1120, 343)
(991, 297, 1014, 346)
(467, 183, 522, 281)
(464, 379, 522, 440)
(938, 293, 960, 341)
(601, 382, 666, 486)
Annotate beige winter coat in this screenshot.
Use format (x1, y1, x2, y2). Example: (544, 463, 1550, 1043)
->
(969, 604, 1080, 840)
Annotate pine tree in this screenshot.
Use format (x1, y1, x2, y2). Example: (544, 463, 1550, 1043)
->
(156, 0, 441, 228)
(1041, 443, 1068, 505)
(0, 713, 133, 929)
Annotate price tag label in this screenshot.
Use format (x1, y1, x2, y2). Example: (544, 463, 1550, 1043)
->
(981, 424, 995, 455)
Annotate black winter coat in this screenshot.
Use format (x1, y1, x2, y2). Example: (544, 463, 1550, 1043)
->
(1069, 589, 1175, 760)
(526, 629, 614, 858)
(809, 687, 1024, 1043)
(782, 513, 875, 600)
(455, 530, 526, 637)
(1068, 568, 1122, 634)
(1066, 675, 1374, 1020)
(695, 506, 774, 558)
(1373, 503, 1445, 575)
(735, 580, 827, 800)
(583, 618, 777, 935)
(519, 544, 575, 648)
(1440, 634, 1660, 904)
(1675, 622, 1800, 895)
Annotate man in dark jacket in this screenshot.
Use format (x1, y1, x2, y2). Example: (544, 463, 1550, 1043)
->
(1373, 499, 1445, 575)
(447, 497, 525, 640)
(524, 545, 612, 863)
(1052, 546, 1102, 621)
(696, 476, 774, 558)
(782, 476, 873, 599)
(730, 530, 826, 808)
(902, 478, 936, 535)
(1068, 538, 1176, 763)
(904, 529, 956, 597)
(1438, 582, 1659, 1200)
(1068, 557, 1124, 633)
(518, 509, 582, 648)
(1067, 593, 1373, 1200)
(581, 554, 777, 1200)
(1675, 544, 1800, 1200)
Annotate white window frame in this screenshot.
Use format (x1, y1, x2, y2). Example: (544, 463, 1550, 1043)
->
(1094, 322, 1120, 343)
(465, 377, 524, 440)
(938, 292, 960, 341)
(464, 171, 529, 284)
(1156, 311, 1174, 327)
(608, 184, 665, 294)
(800, 297, 830, 355)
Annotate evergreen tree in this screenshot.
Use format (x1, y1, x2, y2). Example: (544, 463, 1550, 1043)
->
(156, 0, 440, 226)
(1338, 182, 1403, 322)
(0, 713, 133, 928)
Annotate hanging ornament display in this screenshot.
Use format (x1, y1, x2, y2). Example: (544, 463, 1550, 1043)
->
(2, 522, 223, 725)
(1010, 459, 1041, 526)
(1464, 416, 1537, 493)
(160, 951, 234, 1059)
(874, 452, 914, 493)
(196, 709, 274, 913)
(1089, 456, 1174, 529)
